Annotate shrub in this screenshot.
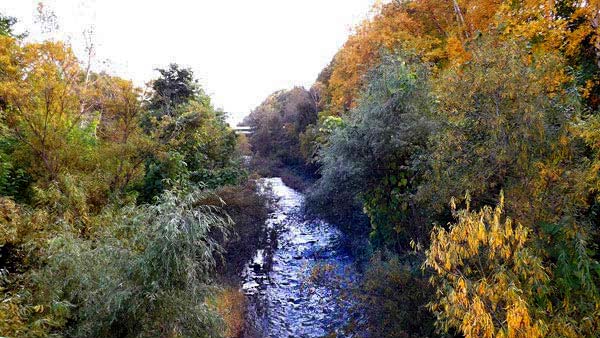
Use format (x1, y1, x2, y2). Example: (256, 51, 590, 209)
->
(425, 194, 600, 338)
(212, 287, 246, 338)
(32, 188, 230, 338)
(307, 52, 435, 253)
(356, 252, 440, 338)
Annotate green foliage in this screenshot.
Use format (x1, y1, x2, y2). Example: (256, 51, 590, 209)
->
(3, 2, 600, 337)
(301, 32, 599, 338)
(0, 137, 32, 202)
(138, 65, 244, 202)
(0, 14, 19, 38)
(32, 188, 230, 338)
(0, 30, 247, 337)
(307, 52, 435, 252)
(299, 113, 344, 163)
(147, 63, 202, 116)
(423, 37, 584, 225)
(536, 220, 600, 335)
(244, 86, 319, 175)
(138, 151, 189, 203)
(356, 252, 441, 338)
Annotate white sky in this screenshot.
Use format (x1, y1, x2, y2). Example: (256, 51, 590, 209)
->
(0, 0, 377, 125)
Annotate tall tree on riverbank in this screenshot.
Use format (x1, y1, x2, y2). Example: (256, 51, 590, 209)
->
(138, 64, 242, 202)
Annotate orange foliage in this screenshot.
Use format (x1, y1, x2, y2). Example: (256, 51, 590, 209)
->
(325, 0, 600, 114)
(213, 287, 246, 338)
(326, 0, 503, 114)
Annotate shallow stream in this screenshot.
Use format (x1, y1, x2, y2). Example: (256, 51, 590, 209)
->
(242, 178, 358, 337)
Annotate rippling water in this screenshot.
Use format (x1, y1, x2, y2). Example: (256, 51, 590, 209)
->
(242, 178, 357, 337)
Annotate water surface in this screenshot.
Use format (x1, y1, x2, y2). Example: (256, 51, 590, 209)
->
(242, 178, 357, 337)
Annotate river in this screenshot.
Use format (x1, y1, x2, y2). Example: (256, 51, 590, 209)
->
(241, 178, 358, 337)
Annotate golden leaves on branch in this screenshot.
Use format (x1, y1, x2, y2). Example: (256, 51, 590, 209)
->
(426, 193, 548, 338)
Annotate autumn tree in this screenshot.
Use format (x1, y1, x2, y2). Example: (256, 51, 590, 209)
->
(93, 74, 153, 193)
(0, 38, 97, 181)
(498, 0, 600, 109)
(422, 36, 584, 226)
(324, 0, 502, 115)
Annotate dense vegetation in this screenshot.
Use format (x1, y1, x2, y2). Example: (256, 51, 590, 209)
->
(248, 0, 600, 337)
(241, 86, 321, 191)
(3, 0, 600, 337)
(0, 13, 269, 337)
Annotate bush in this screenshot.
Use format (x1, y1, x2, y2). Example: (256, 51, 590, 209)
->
(355, 252, 440, 338)
(212, 287, 246, 338)
(306, 52, 434, 253)
(426, 194, 600, 338)
(31, 188, 230, 338)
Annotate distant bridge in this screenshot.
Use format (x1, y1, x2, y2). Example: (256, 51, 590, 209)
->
(232, 125, 254, 135)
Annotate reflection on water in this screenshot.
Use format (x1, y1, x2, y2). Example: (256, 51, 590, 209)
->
(242, 178, 357, 337)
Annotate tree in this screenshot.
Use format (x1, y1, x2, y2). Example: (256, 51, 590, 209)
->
(325, 0, 502, 115)
(147, 63, 201, 117)
(93, 74, 153, 193)
(357, 253, 440, 338)
(0, 14, 18, 38)
(423, 36, 583, 227)
(497, 0, 600, 109)
(138, 64, 242, 202)
(0, 38, 98, 182)
(308, 52, 435, 251)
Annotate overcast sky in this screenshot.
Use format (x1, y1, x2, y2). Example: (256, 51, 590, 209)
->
(0, 0, 377, 124)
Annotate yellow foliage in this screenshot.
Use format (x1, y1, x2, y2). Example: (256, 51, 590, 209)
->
(425, 193, 549, 338)
(575, 114, 600, 199)
(0, 197, 20, 245)
(92, 74, 152, 193)
(426, 192, 600, 337)
(324, 0, 600, 114)
(0, 36, 90, 180)
(212, 287, 246, 338)
(326, 0, 504, 114)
